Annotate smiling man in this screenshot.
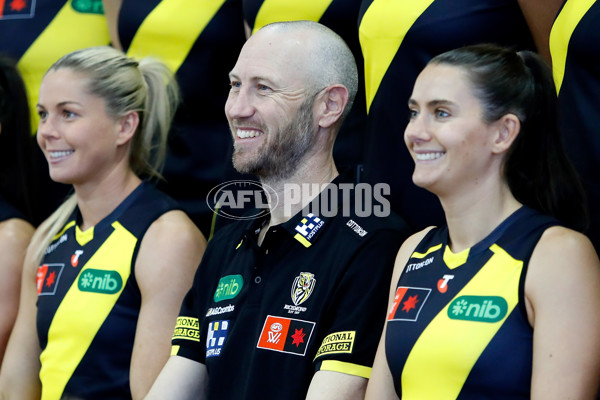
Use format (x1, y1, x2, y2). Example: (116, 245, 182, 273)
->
(146, 21, 410, 400)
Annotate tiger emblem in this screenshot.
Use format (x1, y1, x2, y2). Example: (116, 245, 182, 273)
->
(291, 272, 316, 306)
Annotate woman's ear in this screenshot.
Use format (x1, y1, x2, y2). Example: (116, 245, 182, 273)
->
(317, 85, 349, 129)
(492, 113, 520, 154)
(115, 111, 139, 146)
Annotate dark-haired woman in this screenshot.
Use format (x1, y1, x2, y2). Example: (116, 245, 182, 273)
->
(0, 55, 35, 363)
(366, 44, 600, 399)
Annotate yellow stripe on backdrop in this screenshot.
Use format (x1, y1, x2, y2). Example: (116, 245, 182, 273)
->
(126, 0, 227, 74)
(39, 222, 136, 400)
(18, 1, 110, 133)
(550, 0, 596, 94)
(359, 0, 435, 113)
(251, 0, 333, 34)
(401, 244, 522, 399)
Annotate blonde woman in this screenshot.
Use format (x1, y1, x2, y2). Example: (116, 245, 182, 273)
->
(0, 47, 206, 400)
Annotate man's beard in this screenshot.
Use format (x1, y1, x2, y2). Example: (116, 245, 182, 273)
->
(232, 97, 317, 181)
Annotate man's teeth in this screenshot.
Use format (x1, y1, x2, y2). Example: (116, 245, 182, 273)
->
(416, 152, 444, 161)
(237, 129, 262, 139)
(50, 150, 74, 158)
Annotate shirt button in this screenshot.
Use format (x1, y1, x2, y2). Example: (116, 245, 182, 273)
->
(254, 276, 262, 284)
(265, 249, 269, 255)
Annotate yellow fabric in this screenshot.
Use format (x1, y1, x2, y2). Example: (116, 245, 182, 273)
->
(17, 1, 110, 133)
(251, 0, 334, 34)
(39, 221, 136, 400)
(359, 0, 435, 113)
(126, 0, 226, 73)
(401, 244, 522, 399)
(319, 359, 371, 379)
(549, 0, 596, 94)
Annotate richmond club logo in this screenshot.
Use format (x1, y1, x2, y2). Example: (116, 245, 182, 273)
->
(291, 272, 316, 306)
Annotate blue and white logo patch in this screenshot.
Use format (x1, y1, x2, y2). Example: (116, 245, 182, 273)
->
(206, 320, 229, 358)
(294, 213, 325, 248)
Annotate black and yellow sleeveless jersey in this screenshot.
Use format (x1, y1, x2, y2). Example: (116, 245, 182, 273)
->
(116, 0, 246, 236)
(0, 0, 109, 132)
(0, 0, 110, 225)
(242, 0, 366, 173)
(358, 0, 535, 232)
(36, 182, 179, 399)
(550, 0, 600, 253)
(385, 207, 557, 399)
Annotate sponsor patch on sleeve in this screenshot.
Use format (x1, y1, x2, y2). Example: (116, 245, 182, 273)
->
(388, 287, 431, 321)
(257, 315, 315, 356)
(314, 331, 356, 359)
(36, 264, 65, 296)
(172, 316, 200, 342)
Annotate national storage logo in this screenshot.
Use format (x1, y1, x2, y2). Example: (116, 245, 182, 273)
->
(448, 296, 508, 323)
(78, 269, 123, 294)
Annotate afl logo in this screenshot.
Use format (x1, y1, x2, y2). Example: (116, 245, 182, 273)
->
(206, 180, 278, 220)
(291, 272, 316, 306)
(270, 322, 283, 333)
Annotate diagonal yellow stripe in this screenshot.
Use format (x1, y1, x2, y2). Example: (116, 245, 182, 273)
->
(401, 244, 522, 399)
(359, 0, 435, 113)
(126, 0, 227, 73)
(251, 0, 334, 34)
(39, 221, 136, 400)
(549, 0, 596, 94)
(17, 1, 110, 133)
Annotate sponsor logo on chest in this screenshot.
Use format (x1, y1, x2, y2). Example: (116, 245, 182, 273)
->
(257, 315, 315, 356)
(448, 296, 508, 323)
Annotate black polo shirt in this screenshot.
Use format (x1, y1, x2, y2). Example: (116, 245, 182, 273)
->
(172, 178, 410, 400)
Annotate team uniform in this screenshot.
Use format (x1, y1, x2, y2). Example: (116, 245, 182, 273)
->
(0, 0, 110, 224)
(385, 206, 557, 399)
(550, 0, 600, 254)
(358, 0, 536, 232)
(36, 182, 179, 400)
(116, 0, 246, 236)
(242, 0, 366, 175)
(172, 176, 410, 399)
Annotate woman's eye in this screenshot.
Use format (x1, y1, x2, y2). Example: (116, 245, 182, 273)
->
(63, 110, 76, 119)
(436, 109, 449, 118)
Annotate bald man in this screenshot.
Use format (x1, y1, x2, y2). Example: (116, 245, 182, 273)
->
(146, 21, 409, 400)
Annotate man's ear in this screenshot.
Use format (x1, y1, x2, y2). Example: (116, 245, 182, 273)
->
(317, 85, 349, 129)
(492, 113, 520, 154)
(115, 111, 139, 146)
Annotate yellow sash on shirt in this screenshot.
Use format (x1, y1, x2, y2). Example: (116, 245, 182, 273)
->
(549, 0, 596, 94)
(126, 0, 227, 73)
(359, 0, 435, 113)
(17, 1, 110, 133)
(251, 0, 333, 34)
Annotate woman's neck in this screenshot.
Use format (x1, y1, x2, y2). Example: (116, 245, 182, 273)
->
(74, 170, 142, 231)
(440, 181, 521, 253)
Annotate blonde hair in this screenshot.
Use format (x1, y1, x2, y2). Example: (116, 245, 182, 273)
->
(33, 46, 179, 264)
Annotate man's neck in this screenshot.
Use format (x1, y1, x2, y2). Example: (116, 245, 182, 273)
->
(260, 160, 338, 229)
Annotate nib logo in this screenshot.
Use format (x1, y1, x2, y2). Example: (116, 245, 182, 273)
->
(448, 296, 508, 323)
(78, 269, 123, 294)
